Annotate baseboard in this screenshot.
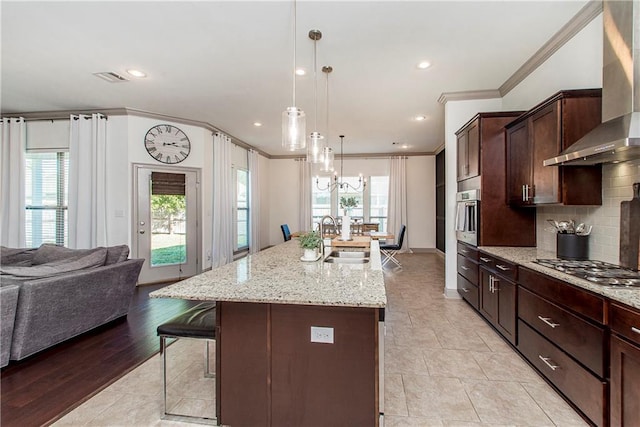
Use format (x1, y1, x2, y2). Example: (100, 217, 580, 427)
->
(409, 248, 437, 253)
(443, 288, 461, 299)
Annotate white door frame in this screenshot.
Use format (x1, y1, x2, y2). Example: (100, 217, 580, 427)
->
(132, 163, 201, 284)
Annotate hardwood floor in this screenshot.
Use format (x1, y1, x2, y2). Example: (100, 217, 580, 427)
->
(1, 283, 198, 427)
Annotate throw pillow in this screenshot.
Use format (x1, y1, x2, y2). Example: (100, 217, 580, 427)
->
(32, 244, 100, 265)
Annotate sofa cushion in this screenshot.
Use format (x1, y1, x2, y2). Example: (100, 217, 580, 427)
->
(31, 244, 96, 265)
(105, 245, 130, 265)
(0, 247, 108, 278)
(1, 247, 36, 266)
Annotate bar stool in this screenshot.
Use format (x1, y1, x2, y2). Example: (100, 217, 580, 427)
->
(157, 302, 217, 424)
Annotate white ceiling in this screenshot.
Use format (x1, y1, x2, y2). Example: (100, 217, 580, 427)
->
(1, 1, 589, 156)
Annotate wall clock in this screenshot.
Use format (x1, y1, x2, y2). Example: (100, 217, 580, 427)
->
(144, 124, 191, 164)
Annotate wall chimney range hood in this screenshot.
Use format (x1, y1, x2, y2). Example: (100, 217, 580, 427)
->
(544, 0, 640, 166)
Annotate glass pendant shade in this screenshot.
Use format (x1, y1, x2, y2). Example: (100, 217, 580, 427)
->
(307, 131, 324, 163)
(282, 107, 306, 151)
(320, 146, 334, 172)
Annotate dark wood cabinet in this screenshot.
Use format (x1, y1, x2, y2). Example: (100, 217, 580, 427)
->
(478, 253, 517, 344)
(505, 89, 603, 206)
(456, 112, 535, 247)
(457, 242, 479, 309)
(517, 267, 607, 426)
(456, 120, 479, 181)
(609, 303, 640, 426)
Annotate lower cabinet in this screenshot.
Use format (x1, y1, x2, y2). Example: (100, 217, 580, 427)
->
(609, 303, 640, 426)
(478, 255, 517, 345)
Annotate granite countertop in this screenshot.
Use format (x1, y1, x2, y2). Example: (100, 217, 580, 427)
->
(479, 246, 640, 311)
(150, 240, 386, 308)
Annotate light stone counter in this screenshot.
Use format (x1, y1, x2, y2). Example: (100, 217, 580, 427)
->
(150, 240, 386, 308)
(479, 246, 640, 310)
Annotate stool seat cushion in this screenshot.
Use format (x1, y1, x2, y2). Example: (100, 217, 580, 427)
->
(157, 303, 216, 339)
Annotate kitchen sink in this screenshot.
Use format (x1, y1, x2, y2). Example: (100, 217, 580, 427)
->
(324, 251, 370, 264)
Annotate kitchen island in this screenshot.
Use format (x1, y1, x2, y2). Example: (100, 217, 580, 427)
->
(150, 239, 386, 426)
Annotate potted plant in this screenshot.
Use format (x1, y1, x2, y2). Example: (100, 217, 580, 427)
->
(339, 196, 359, 216)
(299, 230, 322, 260)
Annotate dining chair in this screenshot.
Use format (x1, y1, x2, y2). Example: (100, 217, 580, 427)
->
(380, 225, 406, 268)
(281, 224, 292, 242)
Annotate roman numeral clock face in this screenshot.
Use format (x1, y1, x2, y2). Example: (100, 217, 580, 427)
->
(144, 124, 191, 164)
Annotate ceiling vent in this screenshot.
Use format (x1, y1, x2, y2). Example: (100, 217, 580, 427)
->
(93, 71, 129, 83)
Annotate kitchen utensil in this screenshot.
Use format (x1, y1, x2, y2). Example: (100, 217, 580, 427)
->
(575, 223, 585, 234)
(577, 225, 592, 236)
(557, 221, 570, 234)
(620, 182, 640, 270)
(547, 219, 561, 232)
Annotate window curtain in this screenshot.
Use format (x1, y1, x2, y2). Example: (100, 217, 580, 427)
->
(0, 117, 26, 247)
(298, 159, 312, 232)
(68, 114, 108, 249)
(388, 156, 409, 252)
(248, 149, 261, 254)
(212, 132, 234, 267)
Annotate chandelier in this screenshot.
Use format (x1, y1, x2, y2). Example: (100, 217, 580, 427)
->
(282, 0, 306, 151)
(315, 135, 366, 192)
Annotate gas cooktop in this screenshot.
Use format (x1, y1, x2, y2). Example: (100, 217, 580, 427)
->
(534, 259, 640, 288)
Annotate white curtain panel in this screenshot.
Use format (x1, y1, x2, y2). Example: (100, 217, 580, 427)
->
(212, 132, 234, 267)
(0, 117, 26, 247)
(68, 114, 108, 249)
(298, 159, 312, 232)
(388, 156, 409, 252)
(248, 149, 261, 254)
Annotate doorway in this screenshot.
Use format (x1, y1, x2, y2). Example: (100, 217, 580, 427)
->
(134, 164, 200, 284)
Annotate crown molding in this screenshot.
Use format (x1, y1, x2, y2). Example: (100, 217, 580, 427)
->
(271, 151, 436, 160)
(437, 89, 501, 105)
(498, 0, 602, 97)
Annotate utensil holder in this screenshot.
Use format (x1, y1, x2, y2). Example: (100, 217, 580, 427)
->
(557, 234, 589, 260)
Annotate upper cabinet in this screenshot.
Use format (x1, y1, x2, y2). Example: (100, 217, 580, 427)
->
(506, 89, 603, 206)
(456, 120, 480, 181)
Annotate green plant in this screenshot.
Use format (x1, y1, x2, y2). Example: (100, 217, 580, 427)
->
(298, 230, 322, 249)
(339, 196, 359, 210)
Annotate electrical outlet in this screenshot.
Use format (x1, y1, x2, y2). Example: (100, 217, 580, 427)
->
(311, 326, 334, 344)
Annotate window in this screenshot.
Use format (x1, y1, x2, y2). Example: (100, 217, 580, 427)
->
(337, 177, 364, 220)
(25, 151, 69, 247)
(235, 168, 249, 251)
(369, 176, 389, 232)
(312, 176, 332, 226)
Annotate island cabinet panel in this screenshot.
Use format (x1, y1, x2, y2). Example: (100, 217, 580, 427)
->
(518, 320, 607, 426)
(271, 305, 377, 427)
(609, 303, 640, 426)
(505, 89, 602, 207)
(217, 301, 380, 427)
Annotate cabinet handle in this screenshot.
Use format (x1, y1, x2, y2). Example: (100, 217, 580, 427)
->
(461, 287, 470, 293)
(538, 316, 560, 329)
(492, 277, 500, 292)
(538, 355, 560, 371)
(522, 184, 526, 202)
(489, 275, 494, 292)
(460, 265, 469, 271)
(480, 257, 492, 263)
(496, 264, 510, 271)
(632, 326, 640, 335)
(460, 249, 468, 254)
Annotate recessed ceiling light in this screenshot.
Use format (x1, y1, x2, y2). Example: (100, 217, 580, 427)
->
(401, 144, 409, 149)
(253, 122, 263, 127)
(295, 68, 306, 76)
(417, 61, 431, 69)
(414, 115, 426, 121)
(126, 69, 147, 78)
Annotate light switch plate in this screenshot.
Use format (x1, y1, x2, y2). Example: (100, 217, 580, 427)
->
(311, 326, 334, 344)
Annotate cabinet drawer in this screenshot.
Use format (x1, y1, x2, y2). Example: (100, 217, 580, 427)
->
(457, 254, 478, 285)
(457, 242, 478, 261)
(519, 287, 605, 377)
(518, 321, 606, 426)
(457, 274, 478, 309)
(610, 303, 640, 347)
(477, 253, 517, 281)
(519, 267, 604, 323)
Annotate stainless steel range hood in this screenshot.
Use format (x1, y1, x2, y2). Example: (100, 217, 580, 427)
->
(544, 0, 640, 166)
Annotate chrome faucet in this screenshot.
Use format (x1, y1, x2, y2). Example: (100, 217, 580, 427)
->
(319, 215, 337, 238)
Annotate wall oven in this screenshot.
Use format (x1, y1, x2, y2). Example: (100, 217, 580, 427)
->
(456, 189, 480, 246)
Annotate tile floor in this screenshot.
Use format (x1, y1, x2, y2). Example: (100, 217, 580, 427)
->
(53, 253, 588, 426)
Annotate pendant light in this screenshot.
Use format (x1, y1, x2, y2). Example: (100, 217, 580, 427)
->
(320, 65, 334, 172)
(306, 29, 324, 163)
(282, 0, 306, 151)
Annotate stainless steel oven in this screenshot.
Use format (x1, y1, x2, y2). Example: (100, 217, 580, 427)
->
(456, 189, 480, 246)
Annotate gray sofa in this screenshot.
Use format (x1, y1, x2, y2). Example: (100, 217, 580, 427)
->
(0, 244, 144, 364)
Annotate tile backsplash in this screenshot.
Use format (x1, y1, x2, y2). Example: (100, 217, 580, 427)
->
(536, 159, 640, 263)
